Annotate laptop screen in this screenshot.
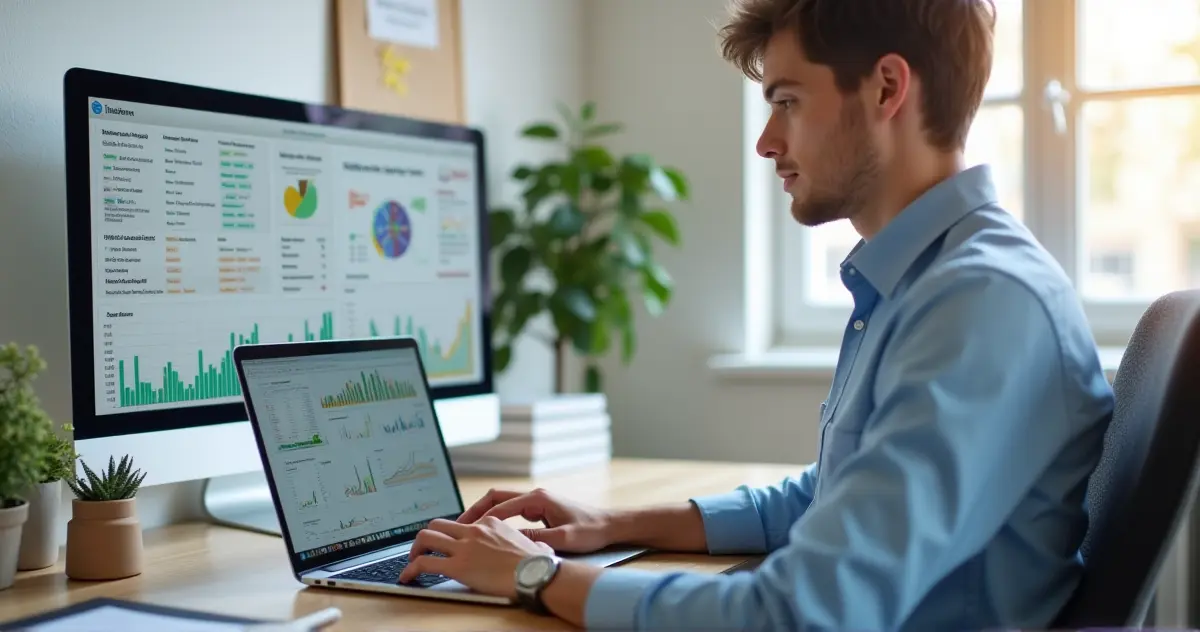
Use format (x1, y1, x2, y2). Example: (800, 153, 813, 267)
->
(239, 347, 463, 563)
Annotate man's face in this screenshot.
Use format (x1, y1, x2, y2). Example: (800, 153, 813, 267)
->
(756, 29, 881, 227)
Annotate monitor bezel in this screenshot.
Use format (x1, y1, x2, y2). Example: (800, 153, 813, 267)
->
(232, 337, 467, 575)
(64, 67, 494, 442)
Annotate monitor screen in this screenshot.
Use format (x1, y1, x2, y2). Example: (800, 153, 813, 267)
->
(66, 69, 492, 441)
(238, 347, 462, 563)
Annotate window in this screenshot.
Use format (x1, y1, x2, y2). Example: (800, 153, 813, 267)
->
(1088, 250, 1137, 295)
(766, 0, 1200, 348)
(1187, 237, 1200, 286)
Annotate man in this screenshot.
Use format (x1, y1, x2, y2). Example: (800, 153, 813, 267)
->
(398, 0, 1115, 628)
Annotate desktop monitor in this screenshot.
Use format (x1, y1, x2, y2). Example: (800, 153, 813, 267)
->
(63, 68, 500, 526)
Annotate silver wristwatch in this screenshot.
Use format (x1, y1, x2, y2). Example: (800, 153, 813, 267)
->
(514, 554, 561, 614)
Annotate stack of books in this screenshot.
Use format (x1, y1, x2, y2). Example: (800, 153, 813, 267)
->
(448, 394, 612, 476)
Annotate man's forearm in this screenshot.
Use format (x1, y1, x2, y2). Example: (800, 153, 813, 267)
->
(606, 502, 708, 552)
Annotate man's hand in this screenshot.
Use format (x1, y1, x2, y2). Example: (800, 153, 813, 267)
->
(458, 488, 615, 553)
(397, 517, 553, 598)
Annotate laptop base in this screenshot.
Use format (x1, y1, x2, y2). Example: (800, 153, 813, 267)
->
(201, 470, 281, 536)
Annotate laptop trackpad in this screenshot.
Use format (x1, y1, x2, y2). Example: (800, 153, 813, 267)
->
(562, 547, 648, 567)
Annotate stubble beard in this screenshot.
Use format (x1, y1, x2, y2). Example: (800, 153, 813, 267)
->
(790, 101, 882, 228)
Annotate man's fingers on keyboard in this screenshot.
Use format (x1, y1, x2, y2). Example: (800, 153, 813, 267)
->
(410, 529, 458, 558)
(398, 553, 451, 583)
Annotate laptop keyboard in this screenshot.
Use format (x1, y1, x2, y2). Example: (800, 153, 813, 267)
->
(330, 552, 451, 588)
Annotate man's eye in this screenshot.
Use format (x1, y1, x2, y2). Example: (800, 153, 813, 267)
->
(773, 99, 795, 111)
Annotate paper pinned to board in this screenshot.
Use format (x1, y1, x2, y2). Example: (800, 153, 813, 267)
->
(366, 0, 439, 49)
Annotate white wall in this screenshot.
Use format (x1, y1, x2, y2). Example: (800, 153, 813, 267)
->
(0, 0, 581, 531)
(584, 0, 828, 465)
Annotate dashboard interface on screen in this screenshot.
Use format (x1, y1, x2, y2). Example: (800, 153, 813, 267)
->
(239, 348, 460, 560)
(87, 97, 484, 416)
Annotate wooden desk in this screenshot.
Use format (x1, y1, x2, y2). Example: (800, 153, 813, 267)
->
(0, 458, 796, 630)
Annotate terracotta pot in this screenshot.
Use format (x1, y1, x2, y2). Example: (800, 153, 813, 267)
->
(18, 480, 62, 570)
(0, 501, 29, 590)
(65, 498, 143, 581)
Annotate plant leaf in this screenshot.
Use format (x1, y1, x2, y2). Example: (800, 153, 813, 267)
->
(559, 163, 582, 200)
(614, 228, 646, 267)
(560, 287, 597, 322)
(575, 146, 615, 172)
(82, 459, 103, 499)
(638, 209, 681, 245)
(548, 204, 586, 237)
(592, 173, 616, 193)
(590, 319, 611, 355)
(609, 286, 633, 326)
(643, 286, 666, 317)
(649, 167, 677, 201)
(489, 209, 516, 248)
(529, 224, 557, 267)
(585, 365, 603, 393)
(493, 345, 512, 373)
(522, 179, 554, 212)
(512, 165, 535, 181)
(645, 261, 674, 295)
(500, 246, 533, 288)
(580, 102, 596, 122)
(642, 262, 673, 316)
(620, 324, 637, 364)
(509, 292, 546, 337)
(584, 123, 623, 139)
(663, 167, 691, 200)
(521, 123, 559, 139)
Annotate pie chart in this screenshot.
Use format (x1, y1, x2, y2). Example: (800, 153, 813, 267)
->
(284, 179, 318, 219)
(372, 200, 412, 259)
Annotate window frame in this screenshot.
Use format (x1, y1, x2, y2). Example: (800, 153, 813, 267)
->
(759, 0, 1200, 351)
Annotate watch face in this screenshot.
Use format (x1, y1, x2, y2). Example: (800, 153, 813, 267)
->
(518, 557, 554, 586)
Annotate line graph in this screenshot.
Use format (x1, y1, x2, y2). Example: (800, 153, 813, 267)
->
(378, 451, 438, 488)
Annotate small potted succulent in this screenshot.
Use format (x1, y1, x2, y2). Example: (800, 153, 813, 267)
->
(18, 422, 78, 570)
(0, 343, 53, 590)
(65, 455, 147, 580)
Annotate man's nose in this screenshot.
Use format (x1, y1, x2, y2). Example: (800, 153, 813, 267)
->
(756, 127, 782, 159)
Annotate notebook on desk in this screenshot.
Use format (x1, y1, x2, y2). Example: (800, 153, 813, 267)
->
(232, 337, 646, 605)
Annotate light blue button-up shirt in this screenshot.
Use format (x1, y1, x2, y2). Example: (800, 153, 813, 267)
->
(584, 165, 1115, 630)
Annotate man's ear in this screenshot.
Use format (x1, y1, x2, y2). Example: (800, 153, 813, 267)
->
(871, 53, 911, 121)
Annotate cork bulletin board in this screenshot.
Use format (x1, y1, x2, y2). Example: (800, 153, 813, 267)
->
(334, 0, 465, 125)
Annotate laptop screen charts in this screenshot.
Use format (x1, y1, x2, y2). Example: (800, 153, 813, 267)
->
(239, 347, 462, 561)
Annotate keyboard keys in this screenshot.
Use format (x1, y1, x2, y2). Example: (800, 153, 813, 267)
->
(329, 552, 451, 587)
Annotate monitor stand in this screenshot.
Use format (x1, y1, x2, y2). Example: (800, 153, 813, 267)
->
(201, 470, 282, 536)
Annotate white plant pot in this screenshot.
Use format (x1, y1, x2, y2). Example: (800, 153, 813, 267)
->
(0, 501, 29, 590)
(18, 481, 62, 570)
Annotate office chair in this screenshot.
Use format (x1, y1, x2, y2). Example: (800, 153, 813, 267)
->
(1053, 290, 1200, 628)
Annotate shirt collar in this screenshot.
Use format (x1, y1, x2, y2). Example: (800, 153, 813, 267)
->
(846, 164, 999, 298)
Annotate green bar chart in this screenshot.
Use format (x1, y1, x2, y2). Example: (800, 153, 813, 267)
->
(319, 369, 419, 409)
(365, 302, 474, 380)
(116, 312, 335, 408)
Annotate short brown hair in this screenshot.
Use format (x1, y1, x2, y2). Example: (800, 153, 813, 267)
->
(719, 0, 996, 151)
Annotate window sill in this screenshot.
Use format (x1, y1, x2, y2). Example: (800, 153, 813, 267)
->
(709, 347, 1126, 381)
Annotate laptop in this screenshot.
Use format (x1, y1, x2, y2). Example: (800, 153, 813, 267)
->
(232, 337, 645, 605)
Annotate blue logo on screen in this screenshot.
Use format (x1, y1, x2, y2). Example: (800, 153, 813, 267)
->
(91, 100, 103, 115)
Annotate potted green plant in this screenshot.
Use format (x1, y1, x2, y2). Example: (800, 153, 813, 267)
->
(18, 422, 78, 570)
(0, 343, 53, 590)
(489, 102, 690, 393)
(65, 455, 147, 580)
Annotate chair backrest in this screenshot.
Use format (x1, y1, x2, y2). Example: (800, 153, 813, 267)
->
(1053, 290, 1200, 627)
